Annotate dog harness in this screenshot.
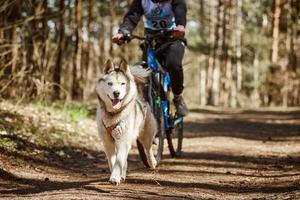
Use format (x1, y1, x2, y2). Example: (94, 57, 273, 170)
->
(142, 0, 176, 30)
(101, 99, 147, 139)
(102, 120, 122, 135)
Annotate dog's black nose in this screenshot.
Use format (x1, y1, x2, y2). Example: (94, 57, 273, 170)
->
(113, 91, 120, 98)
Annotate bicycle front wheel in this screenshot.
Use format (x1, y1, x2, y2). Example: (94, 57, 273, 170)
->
(137, 91, 164, 168)
(166, 118, 183, 158)
(152, 106, 165, 165)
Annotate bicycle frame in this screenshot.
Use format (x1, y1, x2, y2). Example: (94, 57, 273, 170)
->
(146, 44, 183, 130)
(123, 30, 185, 159)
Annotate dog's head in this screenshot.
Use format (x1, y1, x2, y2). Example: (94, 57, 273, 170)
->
(96, 59, 136, 112)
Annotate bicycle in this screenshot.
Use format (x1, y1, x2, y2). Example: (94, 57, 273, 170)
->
(122, 30, 184, 167)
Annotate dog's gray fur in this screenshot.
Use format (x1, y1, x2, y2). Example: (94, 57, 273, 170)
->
(96, 59, 157, 185)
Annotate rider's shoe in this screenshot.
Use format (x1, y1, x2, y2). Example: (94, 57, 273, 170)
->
(173, 95, 188, 117)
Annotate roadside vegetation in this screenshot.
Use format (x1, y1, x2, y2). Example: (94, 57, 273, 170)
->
(0, 100, 99, 171)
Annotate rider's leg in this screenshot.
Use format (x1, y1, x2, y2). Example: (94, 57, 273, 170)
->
(164, 40, 188, 116)
(164, 40, 185, 95)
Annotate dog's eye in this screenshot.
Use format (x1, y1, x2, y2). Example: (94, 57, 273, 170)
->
(107, 82, 113, 86)
(121, 83, 126, 86)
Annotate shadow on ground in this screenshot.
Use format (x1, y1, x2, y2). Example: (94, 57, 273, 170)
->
(0, 108, 300, 199)
(185, 109, 300, 141)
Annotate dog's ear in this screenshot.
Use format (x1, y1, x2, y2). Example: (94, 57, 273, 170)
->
(119, 59, 129, 73)
(103, 59, 114, 74)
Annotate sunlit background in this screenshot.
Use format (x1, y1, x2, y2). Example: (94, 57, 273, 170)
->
(0, 0, 299, 107)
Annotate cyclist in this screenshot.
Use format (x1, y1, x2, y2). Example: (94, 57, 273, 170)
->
(112, 0, 188, 117)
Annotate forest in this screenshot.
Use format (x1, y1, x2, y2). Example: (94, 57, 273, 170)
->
(1, 1, 300, 199)
(0, 0, 299, 107)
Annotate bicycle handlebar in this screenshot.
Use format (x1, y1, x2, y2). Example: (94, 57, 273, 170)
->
(121, 29, 177, 43)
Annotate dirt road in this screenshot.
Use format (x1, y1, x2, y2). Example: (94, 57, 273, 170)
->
(1, 108, 300, 199)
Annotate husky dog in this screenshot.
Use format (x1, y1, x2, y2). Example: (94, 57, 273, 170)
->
(96, 59, 157, 185)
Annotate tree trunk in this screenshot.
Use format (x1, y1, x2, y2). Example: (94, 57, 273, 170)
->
(84, 0, 94, 100)
(109, 0, 116, 57)
(11, 1, 21, 73)
(11, 25, 17, 73)
(0, 14, 3, 74)
(72, 0, 83, 99)
(0, 16, 3, 42)
(271, 0, 281, 64)
(199, 0, 206, 39)
(200, 62, 207, 106)
(251, 53, 260, 107)
(53, 0, 65, 100)
(224, 0, 235, 107)
(6, 0, 20, 74)
(24, 2, 35, 83)
(99, 17, 105, 71)
(33, 0, 42, 70)
(206, 0, 216, 105)
(236, 0, 242, 91)
(41, 0, 48, 72)
(212, 0, 224, 106)
(290, 0, 299, 106)
(282, 0, 297, 107)
(199, 0, 207, 105)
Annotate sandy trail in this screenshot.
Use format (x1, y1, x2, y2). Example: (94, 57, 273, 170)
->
(0, 109, 299, 199)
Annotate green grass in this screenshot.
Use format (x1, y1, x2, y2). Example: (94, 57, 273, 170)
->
(32, 99, 91, 122)
(0, 136, 16, 152)
(65, 107, 89, 122)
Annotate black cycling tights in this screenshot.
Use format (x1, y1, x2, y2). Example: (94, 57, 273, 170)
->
(158, 40, 185, 95)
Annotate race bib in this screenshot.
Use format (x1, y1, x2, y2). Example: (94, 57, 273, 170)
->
(142, 0, 176, 30)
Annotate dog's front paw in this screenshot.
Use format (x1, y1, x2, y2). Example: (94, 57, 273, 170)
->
(121, 171, 126, 181)
(148, 155, 157, 169)
(111, 122, 125, 139)
(109, 175, 121, 185)
(149, 158, 157, 169)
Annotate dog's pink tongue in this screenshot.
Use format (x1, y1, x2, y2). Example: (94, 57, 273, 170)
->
(112, 99, 121, 109)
